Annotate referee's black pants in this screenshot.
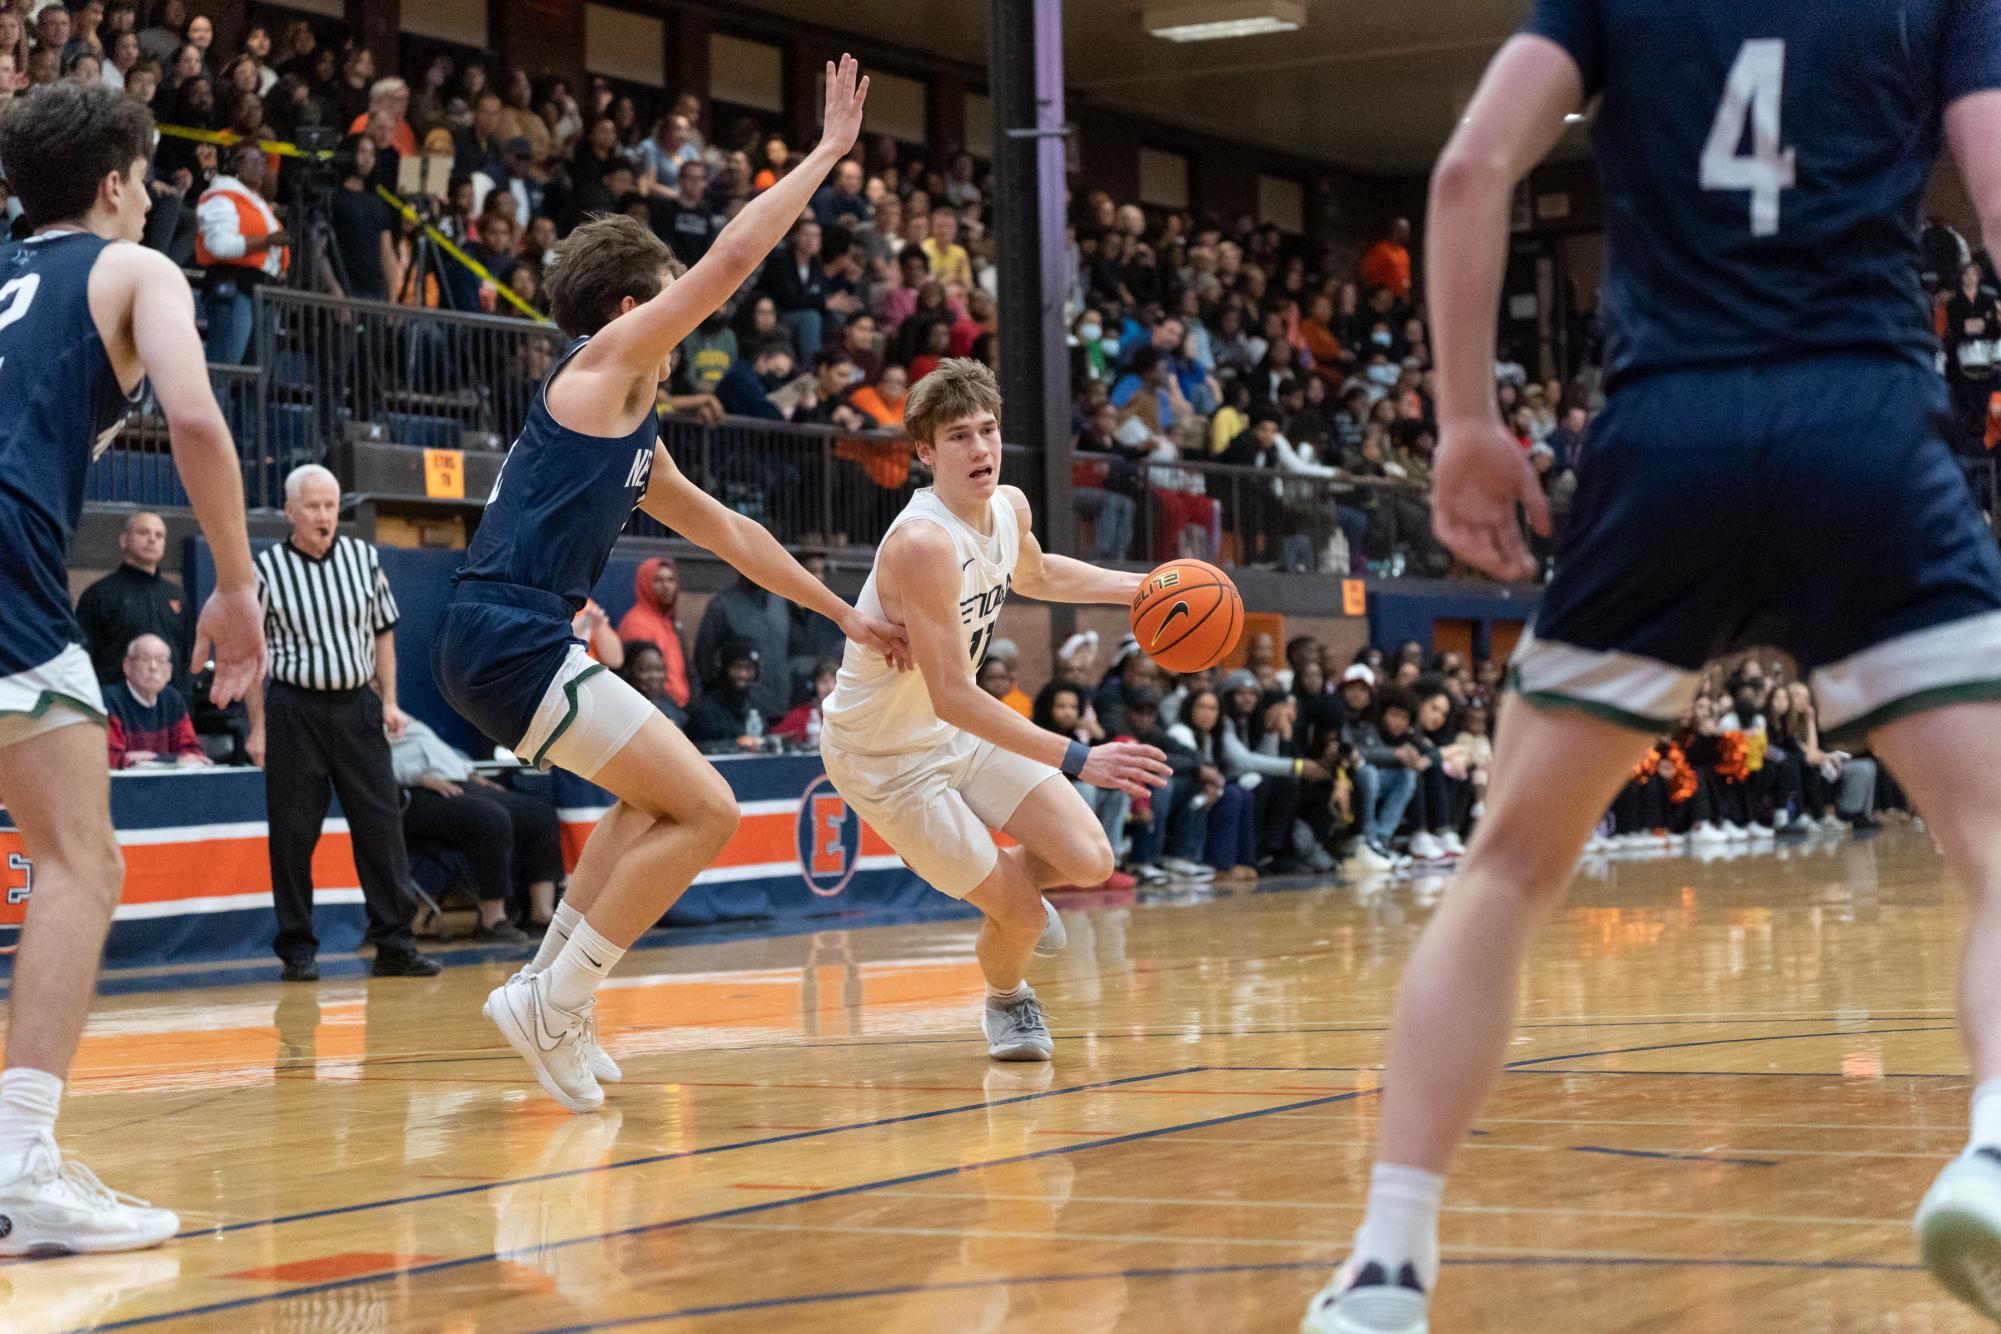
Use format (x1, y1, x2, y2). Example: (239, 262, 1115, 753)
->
(265, 681, 416, 962)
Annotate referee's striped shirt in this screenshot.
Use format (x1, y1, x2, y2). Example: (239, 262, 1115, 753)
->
(255, 536, 401, 691)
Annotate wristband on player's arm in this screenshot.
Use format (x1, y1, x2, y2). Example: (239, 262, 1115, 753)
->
(1062, 739, 1090, 778)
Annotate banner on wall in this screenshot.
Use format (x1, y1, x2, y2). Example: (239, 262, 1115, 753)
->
(0, 756, 959, 970)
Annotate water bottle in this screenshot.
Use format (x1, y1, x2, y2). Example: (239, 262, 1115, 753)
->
(746, 708, 765, 742)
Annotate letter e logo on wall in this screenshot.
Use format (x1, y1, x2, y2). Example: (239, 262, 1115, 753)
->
(0, 850, 31, 956)
(795, 776, 860, 897)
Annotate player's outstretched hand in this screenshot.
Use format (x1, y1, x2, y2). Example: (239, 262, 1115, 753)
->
(194, 586, 269, 708)
(1081, 741, 1173, 800)
(820, 54, 869, 158)
(1431, 420, 1549, 583)
(842, 608, 912, 672)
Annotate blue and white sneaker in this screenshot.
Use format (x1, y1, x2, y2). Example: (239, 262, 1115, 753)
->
(983, 989, 1054, 1061)
(1917, 1148, 2001, 1320)
(1301, 1257, 1430, 1334)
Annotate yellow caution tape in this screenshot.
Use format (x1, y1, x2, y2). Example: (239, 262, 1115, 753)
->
(156, 122, 326, 159)
(159, 123, 550, 324)
(373, 184, 550, 324)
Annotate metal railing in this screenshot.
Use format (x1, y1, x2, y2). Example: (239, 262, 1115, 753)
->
(85, 365, 261, 510)
(91, 288, 2001, 581)
(252, 286, 563, 468)
(632, 417, 1437, 577)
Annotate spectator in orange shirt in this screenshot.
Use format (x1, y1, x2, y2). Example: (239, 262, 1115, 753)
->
(1359, 217, 1413, 300)
(849, 364, 908, 430)
(988, 638, 1035, 718)
(1299, 290, 1347, 387)
(349, 76, 417, 159)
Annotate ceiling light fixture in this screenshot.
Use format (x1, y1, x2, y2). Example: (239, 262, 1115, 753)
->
(1144, 0, 1306, 43)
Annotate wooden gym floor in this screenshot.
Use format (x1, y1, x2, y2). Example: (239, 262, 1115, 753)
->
(0, 829, 1988, 1332)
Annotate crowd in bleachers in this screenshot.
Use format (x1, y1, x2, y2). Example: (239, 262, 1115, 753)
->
(0, 1, 1604, 580)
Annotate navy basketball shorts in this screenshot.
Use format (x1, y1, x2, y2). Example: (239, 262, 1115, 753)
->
(1515, 353, 2001, 746)
(433, 583, 653, 778)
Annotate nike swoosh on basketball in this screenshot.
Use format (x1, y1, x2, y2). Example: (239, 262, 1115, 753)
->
(1149, 601, 1191, 648)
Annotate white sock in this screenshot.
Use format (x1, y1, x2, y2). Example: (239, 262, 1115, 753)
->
(541, 919, 623, 1015)
(1971, 1080, 2001, 1149)
(1353, 1162, 1445, 1290)
(529, 899, 584, 974)
(986, 981, 1031, 1005)
(0, 1068, 62, 1171)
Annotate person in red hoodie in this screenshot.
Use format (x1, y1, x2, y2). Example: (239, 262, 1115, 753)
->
(613, 556, 692, 711)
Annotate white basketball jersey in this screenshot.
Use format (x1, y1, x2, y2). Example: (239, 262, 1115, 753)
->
(820, 488, 1019, 757)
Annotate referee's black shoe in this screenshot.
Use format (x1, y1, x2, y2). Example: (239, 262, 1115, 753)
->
(372, 949, 443, 978)
(279, 957, 320, 983)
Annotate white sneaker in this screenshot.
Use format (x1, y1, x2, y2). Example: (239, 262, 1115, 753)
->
(1583, 833, 1613, 855)
(1034, 897, 1068, 957)
(1723, 821, 1753, 842)
(1820, 813, 1849, 834)
(1348, 840, 1397, 873)
(1131, 863, 1172, 885)
(1438, 830, 1466, 856)
(1160, 856, 1217, 881)
(512, 966, 620, 1084)
(1408, 832, 1446, 862)
(1301, 1257, 1431, 1334)
(483, 972, 605, 1113)
(1689, 822, 1730, 846)
(579, 1007, 622, 1084)
(1748, 822, 1776, 842)
(983, 989, 1054, 1062)
(0, 1132, 179, 1255)
(1918, 1149, 2001, 1320)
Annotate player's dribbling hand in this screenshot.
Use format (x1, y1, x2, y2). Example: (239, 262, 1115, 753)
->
(194, 586, 269, 709)
(1430, 419, 1549, 583)
(1081, 741, 1174, 799)
(842, 609, 912, 672)
(819, 54, 870, 158)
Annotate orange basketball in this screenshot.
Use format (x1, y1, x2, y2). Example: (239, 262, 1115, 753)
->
(1129, 559, 1244, 674)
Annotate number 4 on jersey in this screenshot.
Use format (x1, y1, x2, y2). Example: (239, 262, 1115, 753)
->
(1700, 39, 1796, 237)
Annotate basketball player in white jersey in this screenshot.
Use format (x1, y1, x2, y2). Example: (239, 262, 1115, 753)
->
(820, 359, 1172, 1060)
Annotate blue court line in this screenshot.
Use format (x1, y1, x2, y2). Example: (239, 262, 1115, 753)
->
(523, 1254, 1930, 1331)
(85, 1085, 1386, 1331)
(1570, 1145, 1780, 1168)
(74, 1027, 1954, 1328)
(1503, 1025, 1956, 1069)
(115, 1065, 1200, 1244)
(1215, 1065, 1967, 1080)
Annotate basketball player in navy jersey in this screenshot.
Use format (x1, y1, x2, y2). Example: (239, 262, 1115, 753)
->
(0, 84, 265, 1253)
(435, 57, 907, 1114)
(1303, 4, 2001, 1330)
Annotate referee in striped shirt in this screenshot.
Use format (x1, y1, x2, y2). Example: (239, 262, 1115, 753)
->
(245, 465, 438, 982)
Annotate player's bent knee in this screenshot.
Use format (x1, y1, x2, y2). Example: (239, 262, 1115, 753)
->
(1074, 835, 1116, 889)
(686, 785, 740, 856)
(992, 884, 1047, 937)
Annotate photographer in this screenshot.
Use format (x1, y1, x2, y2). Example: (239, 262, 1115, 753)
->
(326, 134, 396, 302)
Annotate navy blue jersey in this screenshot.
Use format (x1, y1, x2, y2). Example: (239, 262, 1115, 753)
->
(0, 232, 142, 676)
(1524, 0, 2001, 384)
(453, 337, 657, 611)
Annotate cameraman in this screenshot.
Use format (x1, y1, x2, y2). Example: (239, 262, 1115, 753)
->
(195, 142, 289, 364)
(326, 133, 396, 302)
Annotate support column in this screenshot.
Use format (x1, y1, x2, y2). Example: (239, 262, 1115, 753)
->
(988, 0, 1074, 558)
